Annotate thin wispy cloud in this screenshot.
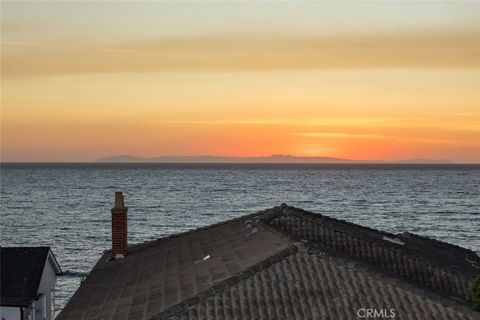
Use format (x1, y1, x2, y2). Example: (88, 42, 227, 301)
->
(292, 132, 461, 145)
(3, 31, 479, 78)
(294, 132, 384, 139)
(1, 41, 46, 47)
(146, 118, 398, 127)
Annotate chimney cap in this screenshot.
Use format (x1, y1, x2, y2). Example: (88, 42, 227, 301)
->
(113, 192, 126, 210)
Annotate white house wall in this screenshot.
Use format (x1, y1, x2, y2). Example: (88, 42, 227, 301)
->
(36, 254, 58, 320)
(0, 306, 22, 320)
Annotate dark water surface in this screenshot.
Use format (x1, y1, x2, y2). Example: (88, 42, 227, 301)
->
(1, 163, 479, 313)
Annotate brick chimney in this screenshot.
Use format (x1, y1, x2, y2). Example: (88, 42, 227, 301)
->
(111, 192, 128, 259)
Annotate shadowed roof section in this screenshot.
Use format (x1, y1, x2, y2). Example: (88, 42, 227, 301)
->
(57, 205, 480, 320)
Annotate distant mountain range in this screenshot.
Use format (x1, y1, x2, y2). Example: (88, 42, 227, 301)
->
(96, 155, 454, 164)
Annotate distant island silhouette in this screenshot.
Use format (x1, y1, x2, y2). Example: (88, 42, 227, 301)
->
(96, 155, 454, 164)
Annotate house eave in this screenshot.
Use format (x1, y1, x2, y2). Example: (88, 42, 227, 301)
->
(46, 248, 63, 275)
(0, 296, 32, 307)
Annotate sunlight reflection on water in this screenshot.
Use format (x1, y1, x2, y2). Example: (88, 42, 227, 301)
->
(1, 163, 479, 313)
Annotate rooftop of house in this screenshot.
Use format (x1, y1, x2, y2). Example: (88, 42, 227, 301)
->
(1, 246, 62, 306)
(57, 204, 480, 320)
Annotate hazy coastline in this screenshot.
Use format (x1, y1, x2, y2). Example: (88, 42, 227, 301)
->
(95, 154, 455, 164)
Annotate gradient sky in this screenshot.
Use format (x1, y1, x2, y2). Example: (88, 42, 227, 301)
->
(1, 1, 479, 162)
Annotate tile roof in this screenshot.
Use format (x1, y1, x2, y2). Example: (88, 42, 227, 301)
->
(57, 210, 288, 320)
(57, 205, 480, 320)
(162, 247, 477, 320)
(263, 205, 479, 300)
(1, 247, 60, 306)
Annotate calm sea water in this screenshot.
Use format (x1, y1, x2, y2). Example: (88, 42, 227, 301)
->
(1, 163, 479, 314)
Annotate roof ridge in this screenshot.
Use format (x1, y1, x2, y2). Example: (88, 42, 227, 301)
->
(148, 245, 299, 320)
(398, 231, 477, 253)
(281, 205, 477, 257)
(104, 207, 280, 254)
(277, 204, 480, 266)
(279, 204, 400, 239)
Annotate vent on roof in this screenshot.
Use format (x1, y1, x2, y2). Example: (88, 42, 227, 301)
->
(382, 236, 405, 246)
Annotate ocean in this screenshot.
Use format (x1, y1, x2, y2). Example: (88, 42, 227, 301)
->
(1, 163, 479, 314)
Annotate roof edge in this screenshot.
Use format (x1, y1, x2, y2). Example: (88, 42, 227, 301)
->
(47, 249, 63, 275)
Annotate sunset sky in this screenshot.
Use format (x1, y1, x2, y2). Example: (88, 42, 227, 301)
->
(1, 1, 479, 162)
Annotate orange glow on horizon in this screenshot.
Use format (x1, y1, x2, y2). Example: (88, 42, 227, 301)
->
(1, 2, 479, 163)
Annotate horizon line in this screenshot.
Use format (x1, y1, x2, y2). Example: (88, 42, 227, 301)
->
(2, 154, 479, 164)
(2, 162, 480, 166)
(4, 161, 480, 165)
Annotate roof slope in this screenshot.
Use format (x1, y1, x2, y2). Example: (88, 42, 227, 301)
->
(57, 205, 480, 320)
(161, 247, 477, 320)
(1, 247, 51, 306)
(57, 210, 289, 320)
(263, 205, 480, 300)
